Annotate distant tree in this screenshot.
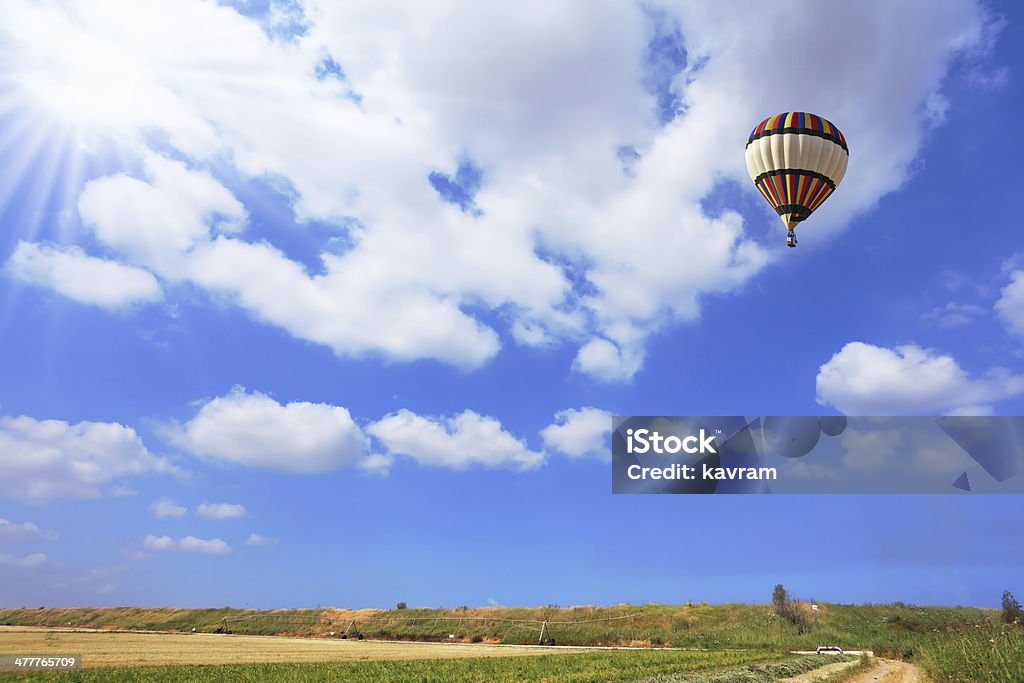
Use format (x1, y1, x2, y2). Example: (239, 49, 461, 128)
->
(772, 584, 808, 632)
(396, 602, 407, 610)
(772, 585, 788, 610)
(1002, 591, 1023, 625)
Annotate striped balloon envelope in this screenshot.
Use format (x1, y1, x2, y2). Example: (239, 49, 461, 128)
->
(745, 112, 848, 247)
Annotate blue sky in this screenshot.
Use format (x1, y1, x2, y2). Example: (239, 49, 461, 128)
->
(0, 0, 1022, 609)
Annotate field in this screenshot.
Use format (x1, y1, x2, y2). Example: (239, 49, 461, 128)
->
(0, 656, 863, 683)
(0, 626, 589, 668)
(0, 630, 839, 683)
(0, 603, 1019, 681)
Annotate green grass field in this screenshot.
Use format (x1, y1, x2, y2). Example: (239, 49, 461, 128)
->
(1, 651, 840, 683)
(1, 602, 1017, 681)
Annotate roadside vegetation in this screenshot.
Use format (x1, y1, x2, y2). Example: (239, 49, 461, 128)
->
(915, 625, 1024, 683)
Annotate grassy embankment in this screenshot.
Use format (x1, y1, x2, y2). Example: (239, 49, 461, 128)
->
(0, 602, 996, 650)
(915, 625, 1024, 682)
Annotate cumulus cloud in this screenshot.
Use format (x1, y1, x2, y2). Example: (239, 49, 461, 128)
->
(6, 242, 162, 309)
(244, 533, 277, 547)
(573, 339, 644, 384)
(143, 534, 230, 555)
(179, 536, 231, 555)
(0, 519, 58, 542)
(0, 0, 995, 381)
(0, 552, 48, 569)
(151, 498, 186, 519)
(368, 409, 545, 471)
(77, 154, 246, 276)
(0, 415, 178, 502)
(540, 407, 612, 460)
(142, 534, 174, 550)
(816, 342, 1024, 415)
(996, 270, 1024, 337)
(196, 502, 246, 520)
(170, 389, 554, 475)
(171, 387, 369, 473)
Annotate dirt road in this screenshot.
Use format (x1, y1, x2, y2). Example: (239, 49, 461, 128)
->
(845, 659, 920, 683)
(780, 657, 921, 683)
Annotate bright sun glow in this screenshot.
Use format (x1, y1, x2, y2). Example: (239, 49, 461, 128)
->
(20, 32, 151, 134)
(0, 1, 224, 247)
(0, 8, 135, 253)
(9, 4, 163, 140)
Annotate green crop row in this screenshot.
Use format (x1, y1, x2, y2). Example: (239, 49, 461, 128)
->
(1, 649, 793, 683)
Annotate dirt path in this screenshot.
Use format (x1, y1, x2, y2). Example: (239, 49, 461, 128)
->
(779, 657, 921, 683)
(844, 659, 920, 683)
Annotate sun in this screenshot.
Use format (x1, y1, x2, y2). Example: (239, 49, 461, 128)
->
(5, 1, 167, 141)
(0, 2, 178, 247)
(18, 31, 152, 136)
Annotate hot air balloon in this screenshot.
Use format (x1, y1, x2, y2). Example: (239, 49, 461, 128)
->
(745, 112, 848, 248)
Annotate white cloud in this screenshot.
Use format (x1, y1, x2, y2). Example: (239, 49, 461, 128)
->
(368, 409, 545, 471)
(816, 342, 1024, 415)
(196, 502, 246, 520)
(143, 534, 230, 555)
(358, 453, 395, 476)
(0, 552, 48, 569)
(78, 154, 246, 276)
(171, 389, 556, 475)
(996, 270, 1024, 337)
(244, 533, 277, 547)
(6, 242, 162, 309)
(121, 549, 152, 561)
(573, 339, 644, 383)
(151, 498, 187, 519)
(921, 301, 987, 329)
(0, 0, 996, 381)
(142, 534, 173, 550)
(109, 485, 138, 497)
(179, 536, 231, 555)
(0, 518, 58, 542)
(172, 387, 369, 473)
(0, 414, 178, 502)
(540, 407, 612, 460)
(184, 236, 501, 368)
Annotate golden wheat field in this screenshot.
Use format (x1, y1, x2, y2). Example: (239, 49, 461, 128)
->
(0, 626, 577, 669)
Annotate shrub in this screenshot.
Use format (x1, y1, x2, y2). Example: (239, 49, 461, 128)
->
(772, 584, 809, 633)
(1001, 591, 1022, 625)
